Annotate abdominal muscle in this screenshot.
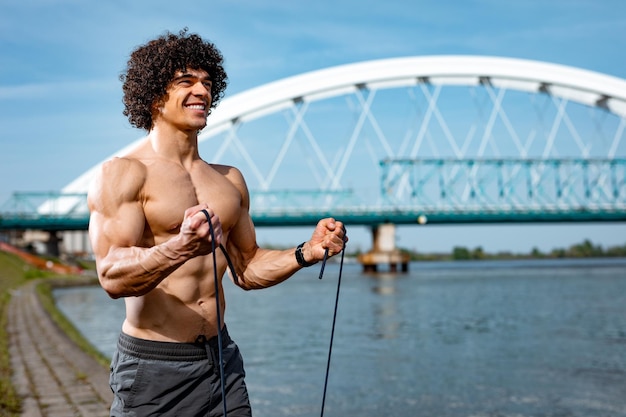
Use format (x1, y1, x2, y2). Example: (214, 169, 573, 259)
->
(122, 256, 228, 342)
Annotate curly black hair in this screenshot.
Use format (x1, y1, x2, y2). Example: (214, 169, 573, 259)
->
(120, 29, 228, 131)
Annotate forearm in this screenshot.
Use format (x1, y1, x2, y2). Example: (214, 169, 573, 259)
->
(98, 238, 190, 298)
(228, 217, 345, 290)
(236, 246, 310, 290)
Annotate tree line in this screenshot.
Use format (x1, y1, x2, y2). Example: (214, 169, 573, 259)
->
(404, 239, 626, 261)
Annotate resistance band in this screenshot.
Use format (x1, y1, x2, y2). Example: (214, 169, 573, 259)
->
(201, 208, 239, 417)
(318, 232, 347, 417)
(201, 208, 345, 417)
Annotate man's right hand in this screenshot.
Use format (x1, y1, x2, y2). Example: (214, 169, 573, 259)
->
(179, 204, 223, 256)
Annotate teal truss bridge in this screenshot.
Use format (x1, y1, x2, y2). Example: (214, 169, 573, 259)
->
(1, 158, 625, 231)
(1, 56, 626, 236)
(379, 158, 626, 223)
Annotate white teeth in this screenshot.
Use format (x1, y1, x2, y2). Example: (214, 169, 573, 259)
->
(187, 105, 205, 110)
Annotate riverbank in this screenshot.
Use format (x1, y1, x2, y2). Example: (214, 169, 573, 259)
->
(0, 248, 111, 416)
(3, 246, 626, 416)
(7, 278, 111, 416)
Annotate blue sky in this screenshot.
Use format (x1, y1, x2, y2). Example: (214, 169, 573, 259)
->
(1, 0, 625, 253)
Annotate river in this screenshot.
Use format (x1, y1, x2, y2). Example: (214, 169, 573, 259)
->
(54, 258, 626, 416)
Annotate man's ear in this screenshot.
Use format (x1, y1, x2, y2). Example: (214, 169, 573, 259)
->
(152, 98, 162, 113)
(151, 97, 164, 122)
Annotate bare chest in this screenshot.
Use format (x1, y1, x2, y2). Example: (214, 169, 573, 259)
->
(140, 163, 242, 242)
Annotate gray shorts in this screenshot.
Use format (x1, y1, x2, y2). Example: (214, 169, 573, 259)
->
(109, 326, 251, 417)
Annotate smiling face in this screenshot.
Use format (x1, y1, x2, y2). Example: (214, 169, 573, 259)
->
(154, 68, 214, 132)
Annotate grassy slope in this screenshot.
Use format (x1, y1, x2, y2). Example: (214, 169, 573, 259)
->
(0, 251, 107, 416)
(36, 277, 110, 368)
(0, 251, 29, 416)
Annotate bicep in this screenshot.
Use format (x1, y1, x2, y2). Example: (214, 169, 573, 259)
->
(89, 201, 146, 260)
(225, 202, 259, 270)
(222, 168, 260, 278)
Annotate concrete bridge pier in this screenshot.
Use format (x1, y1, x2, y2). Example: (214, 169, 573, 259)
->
(358, 223, 410, 273)
(44, 231, 62, 258)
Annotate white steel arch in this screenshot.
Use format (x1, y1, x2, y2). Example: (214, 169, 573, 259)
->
(201, 55, 626, 133)
(60, 55, 626, 198)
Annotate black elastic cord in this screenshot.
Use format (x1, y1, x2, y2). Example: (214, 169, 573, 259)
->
(318, 249, 329, 280)
(199, 210, 240, 286)
(318, 238, 347, 417)
(201, 209, 228, 417)
(219, 243, 240, 286)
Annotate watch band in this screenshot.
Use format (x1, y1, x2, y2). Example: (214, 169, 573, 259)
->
(295, 242, 316, 267)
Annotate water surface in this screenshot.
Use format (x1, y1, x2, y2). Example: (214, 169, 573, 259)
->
(55, 258, 626, 416)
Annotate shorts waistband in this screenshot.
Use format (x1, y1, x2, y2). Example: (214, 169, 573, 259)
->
(117, 325, 231, 362)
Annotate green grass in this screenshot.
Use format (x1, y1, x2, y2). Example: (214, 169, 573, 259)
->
(35, 278, 110, 368)
(0, 250, 106, 416)
(0, 250, 33, 416)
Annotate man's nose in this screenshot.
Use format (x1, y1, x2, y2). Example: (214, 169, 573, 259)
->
(193, 81, 210, 96)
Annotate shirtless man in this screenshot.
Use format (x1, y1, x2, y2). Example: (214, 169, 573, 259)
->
(88, 29, 347, 417)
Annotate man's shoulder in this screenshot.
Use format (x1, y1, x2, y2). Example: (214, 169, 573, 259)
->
(208, 163, 246, 185)
(89, 156, 147, 205)
(100, 156, 147, 178)
(208, 162, 238, 173)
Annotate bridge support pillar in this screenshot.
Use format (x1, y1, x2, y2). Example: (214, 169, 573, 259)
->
(45, 231, 62, 258)
(358, 223, 409, 273)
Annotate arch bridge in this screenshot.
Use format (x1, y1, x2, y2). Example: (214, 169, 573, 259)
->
(2, 56, 626, 264)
